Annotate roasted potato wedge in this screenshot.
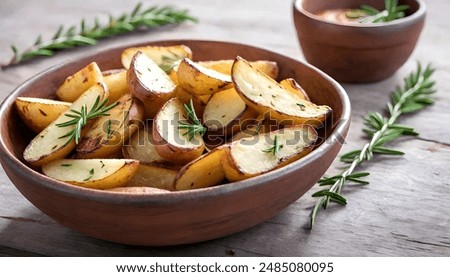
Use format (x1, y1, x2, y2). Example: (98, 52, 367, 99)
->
(198, 59, 279, 79)
(127, 50, 176, 118)
(42, 159, 139, 189)
(126, 163, 178, 191)
(76, 93, 144, 159)
(152, 98, 205, 165)
(107, 186, 167, 194)
(232, 56, 331, 126)
(203, 87, 258, 136)
(102, 69, 129, 103)
(121, 44, 193, 70)
(174, 147, 226, 190)
(169, 64, 208, 118)
(279, 78, 310, 101)
(122, 127, 172, 166)
(23, 82, 108, 167)
(221, 125, 318, 182)
(177, 58, 232, 96)
(56, 62, 103, 102)
(15, 97, 71, 133)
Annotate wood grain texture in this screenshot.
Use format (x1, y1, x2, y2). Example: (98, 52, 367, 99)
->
(0, 0, 449, 256)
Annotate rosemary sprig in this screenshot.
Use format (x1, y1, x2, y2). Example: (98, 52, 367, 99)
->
(2, 3, 197, 68)
(160, 54, 183, 73)
(310, 63, 436, 228)
(56, 96, 118, 146)
(346, 0, 410, 23)
(262, 135, 283, 155)
(178, 99, 206, 141)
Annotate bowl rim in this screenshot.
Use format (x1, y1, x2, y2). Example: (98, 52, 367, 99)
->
(0, 39, 351, 205)
(293, 0, 426, 28)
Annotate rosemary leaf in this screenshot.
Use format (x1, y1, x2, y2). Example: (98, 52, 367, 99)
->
(2, 3, 197, 69)
(309, 63, 436, 229)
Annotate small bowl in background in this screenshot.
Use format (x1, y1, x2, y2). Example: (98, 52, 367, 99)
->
(293, 0, 426, 83)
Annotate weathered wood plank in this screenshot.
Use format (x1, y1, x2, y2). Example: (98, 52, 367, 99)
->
(0, 0, 449, 257)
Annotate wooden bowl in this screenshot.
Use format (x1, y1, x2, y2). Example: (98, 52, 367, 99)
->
(293, 0, 426, 83)
(0, 40, 350, 246)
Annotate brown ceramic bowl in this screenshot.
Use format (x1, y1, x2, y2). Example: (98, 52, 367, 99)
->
(0, 40, 350, 246)
(293, 0, 426, 83)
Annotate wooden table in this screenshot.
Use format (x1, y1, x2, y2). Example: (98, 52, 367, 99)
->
(0, 0, 449, 257)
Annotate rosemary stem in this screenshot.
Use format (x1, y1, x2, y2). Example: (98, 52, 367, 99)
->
(310, 65, 434, 227)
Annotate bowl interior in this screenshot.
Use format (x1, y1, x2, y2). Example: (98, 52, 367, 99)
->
(297, 0, 421, 21)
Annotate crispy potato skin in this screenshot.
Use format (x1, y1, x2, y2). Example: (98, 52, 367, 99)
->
(279, 78, 310, 102)
(121, 44, 193, 70)
(126, 163, 178, 191)
(76, 94, 144, 159)
(127, 51, 176, 119)
(177, 58, 232, 96)
(102, 69, 129, 103)
(173, 147, 226, 190)
(15, 98, 71, 133)
(56, 62, 103, 102)
(198, 59, 279, 79)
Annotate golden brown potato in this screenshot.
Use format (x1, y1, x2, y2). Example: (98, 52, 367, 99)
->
(15, 97, 71, 133)
(152, 98, 205, 165)
(23, 82, 109, 167)
(126, 163, 178, 191)
(127, 51, 176, 118)
(42, 159, 139, 189)
(203, 88, 258, 136)
(107, 186, 168, 194)
(232, 56, 331, 127)
(198, 59, 279, 79)
(102, 69, 129, 103)
(76, 93, 144, 159)
(56, 62, 103, 102)
(122, 127, 173, 166)
(221, 125, 318, 182)
(177, 58, 232, 96)
(174, 147, 226, 190)
(121, 44, 193, 71)
(279, 78, 310, 101)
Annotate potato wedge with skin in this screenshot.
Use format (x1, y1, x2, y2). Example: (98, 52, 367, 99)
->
(76, 93, 144, 159)
(122, 127, 173, 166)
(279, 78, 310, 101)
(221, 125, 318, 182)
(126, 163, 178, 191)
(102, 69, 129, 103)
(232, 56, 331, 127)
(127, 50, 176, 118)
(152, 98, 205, 165)
(174, 147, 226, 191)
(170, 64, 208, 118)
(15, 97, 71, 133)
(203, 88, 258, 136)
(121, 44, 193, 70)
(198, 59, 279, 79)
(56, 62, 103, 102)
(42, 159, 139, 189)
(107, 186, 167, 194)
(177, 58, 232, 96)
(23, 82, 109, 167)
